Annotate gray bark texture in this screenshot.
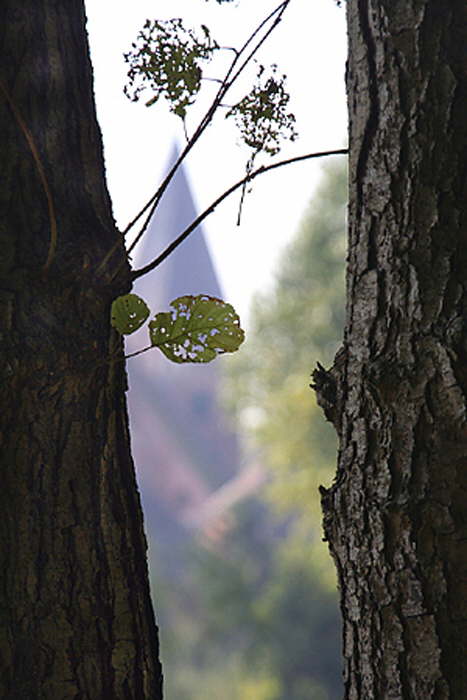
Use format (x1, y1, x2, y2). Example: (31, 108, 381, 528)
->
(0, 2, 163, 698)
(314, 1, 467, 697)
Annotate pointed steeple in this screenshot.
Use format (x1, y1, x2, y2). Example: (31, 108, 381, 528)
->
(132, 144, 222, 311)
(126, 145, 240, 555)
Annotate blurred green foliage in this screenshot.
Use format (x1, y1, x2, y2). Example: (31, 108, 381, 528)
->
(226, 159, 347, 528)
(152, 160, 347, 699)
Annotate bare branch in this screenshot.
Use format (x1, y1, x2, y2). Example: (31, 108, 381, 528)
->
(131, 147, 348, 281)
(124, 1, 292, 256)
(97, 1, 293, 278)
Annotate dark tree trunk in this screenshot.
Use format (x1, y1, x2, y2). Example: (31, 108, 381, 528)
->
(314, 0, 467, 697)
(0, 2, 163, 698)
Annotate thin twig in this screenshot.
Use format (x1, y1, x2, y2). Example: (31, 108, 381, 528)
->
(129, 1, 290, 238)
(97, 0, 292, 277)
(236, 158, 255, 226)
(131, 147, 348, 281)
(124, 1, 290, 252)
(223, 1, 289, 94)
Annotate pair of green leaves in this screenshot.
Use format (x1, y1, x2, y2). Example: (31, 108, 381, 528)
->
(111, 293, 245, 364)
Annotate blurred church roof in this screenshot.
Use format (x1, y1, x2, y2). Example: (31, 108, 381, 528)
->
(126, 145, 241, 557)
(131, 143, 222, 309)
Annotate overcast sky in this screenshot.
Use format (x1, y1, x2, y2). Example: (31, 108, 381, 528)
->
(85, 0, 347, 325)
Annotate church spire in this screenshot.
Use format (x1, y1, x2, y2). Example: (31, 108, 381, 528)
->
(126, 144, 240, 548)
(132, 143, 222, 312)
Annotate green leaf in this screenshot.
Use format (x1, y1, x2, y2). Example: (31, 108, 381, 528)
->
(111, 293, 150, 335)
(148, 294, 245, 363)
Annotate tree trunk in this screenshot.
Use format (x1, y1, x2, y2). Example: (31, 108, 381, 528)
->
(0, 3, 163, 698)
(314, 1, 467, 697)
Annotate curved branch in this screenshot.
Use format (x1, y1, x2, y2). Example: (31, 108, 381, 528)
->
(131, 147, 348, 281)
(124, 0, 292, 254)
(97, 1, 293, 278)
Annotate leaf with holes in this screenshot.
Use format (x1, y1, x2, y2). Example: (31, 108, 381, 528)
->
(149, 295, 245, 363)
(111, 293, 150, 335)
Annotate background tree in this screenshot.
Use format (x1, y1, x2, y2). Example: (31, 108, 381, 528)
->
(222, 161, 347, 699)
(313, 1, 467, 696)
(230, 161, 347, 526)
(151, 162, 347, 700)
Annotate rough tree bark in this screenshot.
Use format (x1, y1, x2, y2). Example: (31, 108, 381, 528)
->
(0, 3, 163, 698)
(314, 1, 467, 697)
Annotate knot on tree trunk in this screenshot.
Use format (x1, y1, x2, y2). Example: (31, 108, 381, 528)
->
(310, 344, 346, 435)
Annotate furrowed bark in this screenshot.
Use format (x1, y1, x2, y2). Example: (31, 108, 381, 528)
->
(314, 1, 467, 697)
(0, 2, 163, 697)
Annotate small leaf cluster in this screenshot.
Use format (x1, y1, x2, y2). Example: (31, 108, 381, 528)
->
(124, 16, 298, 162)
(227, 64, 297, 157)
(111, 293, 244, 364)
(124, 19, 219, 118)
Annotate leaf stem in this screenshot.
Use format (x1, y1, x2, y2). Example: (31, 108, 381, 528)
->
(125, 344, 154, 360)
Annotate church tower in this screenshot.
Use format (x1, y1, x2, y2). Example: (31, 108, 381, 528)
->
(126, 147, 240, 552)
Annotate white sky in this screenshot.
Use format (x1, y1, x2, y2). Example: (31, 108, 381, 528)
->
(85, 0, 347, 326)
